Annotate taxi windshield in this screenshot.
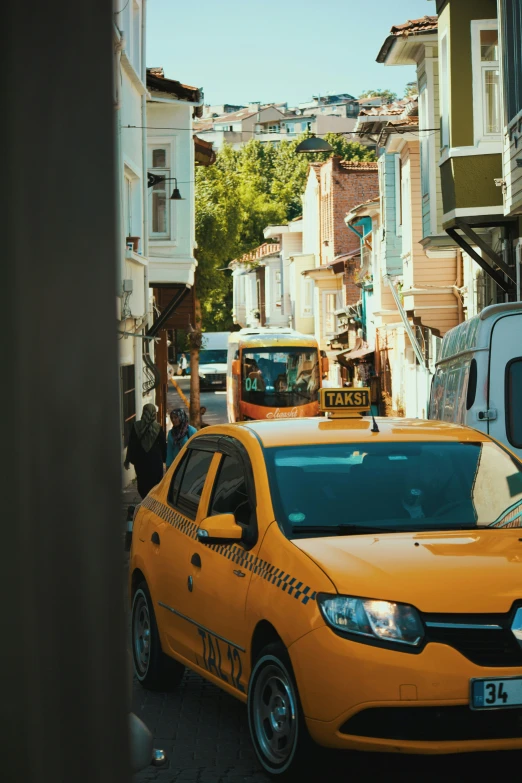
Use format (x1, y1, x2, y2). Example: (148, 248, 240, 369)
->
(265, 441, 522, 538)
(241, 348, 320, 408)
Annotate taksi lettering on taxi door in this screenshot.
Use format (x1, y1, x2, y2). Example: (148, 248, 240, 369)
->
(320, 388, 370, 409)
(197, 628, 245, 692)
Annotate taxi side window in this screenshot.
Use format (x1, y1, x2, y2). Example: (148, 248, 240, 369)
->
(169, 449, 214, 520)
(210, 454, 252, 528)
(167, 451, 189, 506)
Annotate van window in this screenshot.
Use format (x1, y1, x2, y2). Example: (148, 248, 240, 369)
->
(430, 371, 445, 420)
(455, 360, 471, 424)
(466, 358, 477, 410)
(443, 366, 460, 422)
(506, 358, 522, 448)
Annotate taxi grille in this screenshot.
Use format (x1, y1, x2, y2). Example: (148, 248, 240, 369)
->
(425, 626, 522, 667)
(422, 607, 522, 667)
(340, 706, 522, 741)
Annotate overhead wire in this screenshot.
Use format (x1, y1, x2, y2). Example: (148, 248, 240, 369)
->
(114, 0, 131, 15)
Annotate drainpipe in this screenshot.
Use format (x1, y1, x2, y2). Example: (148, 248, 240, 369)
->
(140, 0, 151, 407)
(113, 25, 125, 291)
(383, 274, 427, 370)
(384, 273, 431, 416)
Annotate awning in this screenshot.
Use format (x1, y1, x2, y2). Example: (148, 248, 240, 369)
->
(444, 216, 517, 294)
(327, 252, 359, 275)
(337, 342, 374, 365)
(194, 135, 216, 167)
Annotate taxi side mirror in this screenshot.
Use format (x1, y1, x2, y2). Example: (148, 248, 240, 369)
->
(321, 356, 329, 374)
(197, 514, 243, 544)
(231, 359, 240, 376)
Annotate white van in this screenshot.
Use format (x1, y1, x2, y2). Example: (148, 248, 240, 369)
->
(429, 302, 522, 460)
(199, 332, 230, 390)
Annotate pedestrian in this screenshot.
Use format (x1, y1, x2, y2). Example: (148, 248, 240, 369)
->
(199, 406, 209, 428)
(124, 403, 166, 499)
(179, 353, 188, 376)
(166, 408, 197, 468)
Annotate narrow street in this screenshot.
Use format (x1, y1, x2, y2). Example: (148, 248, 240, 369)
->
(131, 671, 520, 782)
(168, 378, 228, 427)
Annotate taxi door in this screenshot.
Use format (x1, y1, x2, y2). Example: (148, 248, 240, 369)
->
(153, 443, 217, 664)
(186, 437, 260, 694)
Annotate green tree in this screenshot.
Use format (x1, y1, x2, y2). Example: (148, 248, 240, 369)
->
(359, 89, 397, 103)
(404, 82, 418, 98)
(270, 133, 376, 219)
(194, 133, 376, 337)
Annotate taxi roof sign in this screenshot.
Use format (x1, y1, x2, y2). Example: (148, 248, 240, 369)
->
(319, 387, 371, 418)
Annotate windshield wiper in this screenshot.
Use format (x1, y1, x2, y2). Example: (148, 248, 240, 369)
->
(277, 390, 311, 402)
(291, 524, 413, 535)
(291, 524, 482, 536)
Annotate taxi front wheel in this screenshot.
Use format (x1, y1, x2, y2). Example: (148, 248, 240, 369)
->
(131, 583, 184, 691)
(248, 643, 317, 778)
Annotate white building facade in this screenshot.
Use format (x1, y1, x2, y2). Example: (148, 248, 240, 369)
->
(113, 0, 150, 483)
(113, 1, 205, 486)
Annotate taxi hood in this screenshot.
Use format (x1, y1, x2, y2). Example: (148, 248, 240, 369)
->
(293, 529, 522, 614)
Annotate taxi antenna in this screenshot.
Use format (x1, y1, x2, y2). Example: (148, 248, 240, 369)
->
(370, 412, 380, 433)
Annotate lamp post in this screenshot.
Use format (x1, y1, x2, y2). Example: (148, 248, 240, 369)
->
(295, 135, 334, 154)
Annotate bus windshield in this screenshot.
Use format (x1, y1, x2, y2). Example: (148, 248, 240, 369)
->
(241, 347, 320, 408)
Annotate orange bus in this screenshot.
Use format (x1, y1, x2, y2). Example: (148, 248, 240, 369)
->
(226, 328, 327, 422)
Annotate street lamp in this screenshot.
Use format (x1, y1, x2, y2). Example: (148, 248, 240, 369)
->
(147, 173, 185, 200)
(295, 135, 334, 154)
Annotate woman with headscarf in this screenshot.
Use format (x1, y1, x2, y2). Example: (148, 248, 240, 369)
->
(124, 403, 166, 499)
(166, 408, 197, 469)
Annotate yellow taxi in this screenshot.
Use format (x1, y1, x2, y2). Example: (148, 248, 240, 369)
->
(130, 389, 522, 777)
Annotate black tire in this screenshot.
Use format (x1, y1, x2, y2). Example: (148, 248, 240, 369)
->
(247, 642, 317, 778)
(131, 582, 184, 691)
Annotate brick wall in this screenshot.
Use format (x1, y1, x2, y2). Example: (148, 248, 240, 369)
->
(319, 157, 379, 307)
(343, 261, 360, 306)
(320, 157, 379, 267)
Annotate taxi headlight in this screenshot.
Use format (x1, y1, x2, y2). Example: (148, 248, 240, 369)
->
(317, 595, 423, 647)
(199, 372, 206, 379)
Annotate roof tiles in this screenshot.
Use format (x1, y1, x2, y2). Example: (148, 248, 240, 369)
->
(390, 16, 438, 36)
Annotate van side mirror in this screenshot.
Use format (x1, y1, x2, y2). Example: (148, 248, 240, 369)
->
(232, 359, 241, 376)
(197, 514, 243, 544)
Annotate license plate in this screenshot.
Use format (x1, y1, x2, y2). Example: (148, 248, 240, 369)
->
(471, 677, 522, 710)
(211, 380, 221, 384)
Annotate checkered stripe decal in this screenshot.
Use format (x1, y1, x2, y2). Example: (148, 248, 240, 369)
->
(141, 497, 317, 606)
(143, 496, 199, 540)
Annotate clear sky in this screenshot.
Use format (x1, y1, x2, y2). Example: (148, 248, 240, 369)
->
(146, 0, 436, 108)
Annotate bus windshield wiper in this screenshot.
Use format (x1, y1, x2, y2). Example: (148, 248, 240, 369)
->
(277, 390, 311, 402)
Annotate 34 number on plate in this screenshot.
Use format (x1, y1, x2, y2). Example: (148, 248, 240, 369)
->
(472, 677, 522, 709)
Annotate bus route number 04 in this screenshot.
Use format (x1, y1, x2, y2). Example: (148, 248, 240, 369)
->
(244, 377, 258, 392)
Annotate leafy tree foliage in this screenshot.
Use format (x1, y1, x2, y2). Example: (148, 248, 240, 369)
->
(404, 82, 418, 97)
(195, 133, 376, 330)
(359, 89, 398, 103)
